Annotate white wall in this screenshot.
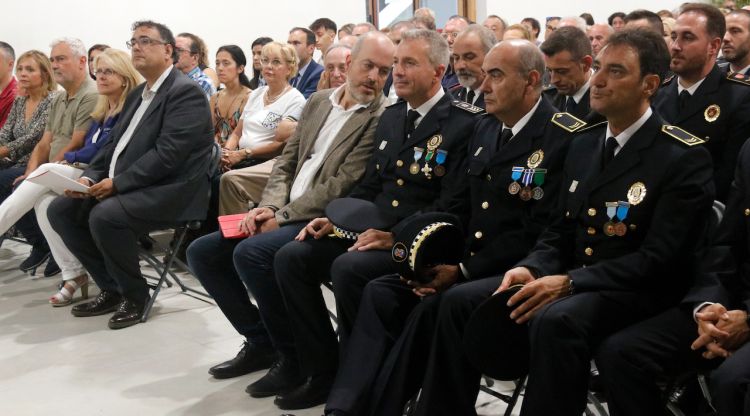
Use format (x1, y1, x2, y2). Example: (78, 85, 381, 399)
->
(0, 0, 366, 65)
(479, 0, 683, 36)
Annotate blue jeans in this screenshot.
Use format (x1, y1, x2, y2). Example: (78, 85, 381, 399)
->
(187, 222, 305, 355)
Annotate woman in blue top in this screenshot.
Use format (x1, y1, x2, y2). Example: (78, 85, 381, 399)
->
(0, 49, 143, 305)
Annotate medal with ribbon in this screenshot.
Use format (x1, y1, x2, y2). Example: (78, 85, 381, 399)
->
(410, 147, 423, 175)
(531, 169, 547, 200)
(520, 169, 534, 201)
(508, 167, 523, 195)
(603, 202, 618, 236)
(614, 201, 630, 236)
(434, 150, 448, 177)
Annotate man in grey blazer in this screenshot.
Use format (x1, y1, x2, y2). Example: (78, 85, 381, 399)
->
(48, 20, 214, 330)
(185, 31, 395, 396)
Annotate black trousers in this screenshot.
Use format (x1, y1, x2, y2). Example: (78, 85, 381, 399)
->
(48, 195, 173, 304)
(0, 166, 47, 248)
(595, 306, 744, 416)
(273, 237, 395, 377)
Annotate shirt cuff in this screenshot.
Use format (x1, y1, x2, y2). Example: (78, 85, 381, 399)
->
(693, 302, 715, 322)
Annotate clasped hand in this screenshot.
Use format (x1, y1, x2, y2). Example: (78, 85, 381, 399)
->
(496, 267, 570, 324)
(65, 178, 116, 200)
(239, 207, 278, 236)
(692, 303, 750, 359)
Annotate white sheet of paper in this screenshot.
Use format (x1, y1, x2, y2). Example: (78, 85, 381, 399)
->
(27, 168, 89, 194)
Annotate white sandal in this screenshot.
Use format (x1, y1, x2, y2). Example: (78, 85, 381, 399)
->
(49, 275, 90, 307)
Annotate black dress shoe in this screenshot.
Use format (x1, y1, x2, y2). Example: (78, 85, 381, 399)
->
(43, 256, 61, 277)
(108, 298, 146, 329)
(246, 354, 303, 398)
(19, 245, 50, 273)
(71, 290, 122, 317)
(274, 373, 336, 410)
(208, 341, 276, 379)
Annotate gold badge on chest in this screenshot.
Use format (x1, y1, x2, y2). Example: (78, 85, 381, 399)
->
(527, 149, 544, 169)
(704, 104, 720, 123)
(627, 182, 647, 206)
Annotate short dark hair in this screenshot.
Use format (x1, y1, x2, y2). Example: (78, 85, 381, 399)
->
(249, 37, 273, 90)
(0, 41, 15, 61)
(606, 28, 670, 84)
(178, 32, 210, 68)
(728, 9, 750, 29)
(290, 27, 316, 46)
(87, 44, 109, 59)
(310, 17, 337, 33)
(132, 20, 176, 62)
(486, 14, 507, 31)
(624, 10, 664, 34)
(580, 13, 595, 26)
(521, 17, 541, 35)
(541, 26, 592, 60)
(608, 12, 626, 26)
(680, 3, 727, 40)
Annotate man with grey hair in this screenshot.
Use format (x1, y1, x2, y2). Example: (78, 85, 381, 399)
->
(351, 22, 376, 37)
(483, 14, 507, 41)
(13, 37, 97, 275)
(0, 42, 17, 129)
(383, 21, 418, 103)
(589, 22, 614, 55)
(412, 7, 437, 30)
(320, 28, 482, 416)
(558, 15, 589, 33)
(450, 24, 495, 107)
(316, 44, 351, 91)
(442, 15, 470, 89)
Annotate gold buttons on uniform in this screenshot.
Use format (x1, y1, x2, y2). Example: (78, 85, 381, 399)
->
(396, 160, 404, 167)
(376, 164, 380, 170)
(474, 231, 483, 239)
(397, 179, 404, 186)
(745, 208, 750, 216)
(392, 200, 399, 207)
(587, 208, 597, 216)
(629, 224, 637, 231)
(481, 201, 489, 209)
(587, 227, 596, 235)
(565, 211, 570, 218)
(585, 247, 593, 256)
(486, 174, 492, 181)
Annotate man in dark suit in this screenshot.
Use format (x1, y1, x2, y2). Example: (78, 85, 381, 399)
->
(482, 28, 714, 416)
(723, 9, 750, 76)
(184, 31, 395, 402)
(653, 3, 750, 202)
(271, 28, 481, 410)
(325, 38, 580, 416)
(596, 139, 750, 416)
(48, 20, 214, 329)
(288, 27, 324, 99)
(541, 26, 603, 124)
(448, 24, 495, 109)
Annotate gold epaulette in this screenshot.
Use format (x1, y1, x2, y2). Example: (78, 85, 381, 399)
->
(551, 112, 587, 132)
(661, 125, 705, 146)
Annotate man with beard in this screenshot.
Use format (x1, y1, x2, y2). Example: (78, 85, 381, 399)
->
(653, 2, 750, 202)
(185, 31, 394, 402)
(441, 15, 469, 89)
(449, 24, 495, 108)
(542, 26, 603, 123)
(723, 9, 750, 76)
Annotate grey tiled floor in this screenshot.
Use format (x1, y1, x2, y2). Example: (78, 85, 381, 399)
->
(0, 237, 523, 416)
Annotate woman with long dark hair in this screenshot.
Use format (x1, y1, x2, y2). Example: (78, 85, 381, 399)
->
(249, 37, 273, 89)
(210, 45, 252, 146)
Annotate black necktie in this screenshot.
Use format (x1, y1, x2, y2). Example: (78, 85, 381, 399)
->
(466, 89, 476, 104)
(602, 136, 618, 169)
(405, 109, 420, 137)
(565, 96, 576, 112)
(678, 90, 691, 112)
(498, 128, 513, 150)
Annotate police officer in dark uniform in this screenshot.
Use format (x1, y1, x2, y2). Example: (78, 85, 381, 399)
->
(653, 3, 750, 202)
(322, 39, 580, 416)
(541, 26, 604, 124)
(491, 28, 715, 416)
(723, 9, 750, 77)
(447, 24, 495, 109)
(596, 138, 750, 416)
(267, 28, 481, 410)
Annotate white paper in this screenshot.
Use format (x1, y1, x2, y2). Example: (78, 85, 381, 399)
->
(27, 168, 90, 194)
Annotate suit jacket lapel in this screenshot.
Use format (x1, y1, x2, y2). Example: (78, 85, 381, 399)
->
(489, 100, 554, 165)
(676, 65, 721, 123)
(298, 98, 334, 162)
(128, 69, 178, 142)
(657, 82, 680, 122)
(401, 95, 451, 150)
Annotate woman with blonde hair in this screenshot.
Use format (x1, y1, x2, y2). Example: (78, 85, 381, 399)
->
(0, 48, 143, 306)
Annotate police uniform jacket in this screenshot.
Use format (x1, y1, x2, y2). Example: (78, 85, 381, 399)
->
(450, 85, 486, 109)
(348, 93, 481, 232)
(518, 112, 715, 304)
(462, 98, 575, 279)
(544, 86, 604, 125)
(653, 64, 750, 201)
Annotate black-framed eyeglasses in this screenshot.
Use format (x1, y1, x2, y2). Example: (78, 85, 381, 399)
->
(126, 37, 167, 49)
(175, 47, 194, 55)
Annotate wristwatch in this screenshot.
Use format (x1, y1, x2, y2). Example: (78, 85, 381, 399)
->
(243, 147, 253, 159)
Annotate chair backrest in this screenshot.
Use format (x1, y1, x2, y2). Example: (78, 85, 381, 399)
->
(209, 142, 222, 176)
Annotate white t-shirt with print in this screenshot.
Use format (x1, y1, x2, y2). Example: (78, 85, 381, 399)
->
(238, 86, 306, 150)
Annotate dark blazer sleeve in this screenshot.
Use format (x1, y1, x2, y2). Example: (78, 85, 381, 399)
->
(298, 61, 324, 99)
(111, 80, 209, 194)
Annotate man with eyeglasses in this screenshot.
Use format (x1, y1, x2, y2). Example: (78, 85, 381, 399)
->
(48, 20, 214, 330)
(175, 32, 215, 98)
(288, 27, 324, 99)
(11, 37, 98, 276)
(441, 15, 469, 90)
(544, 16, 561, 41)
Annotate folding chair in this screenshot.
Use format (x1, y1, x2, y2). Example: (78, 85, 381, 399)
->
(138, 142, 221, 322)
